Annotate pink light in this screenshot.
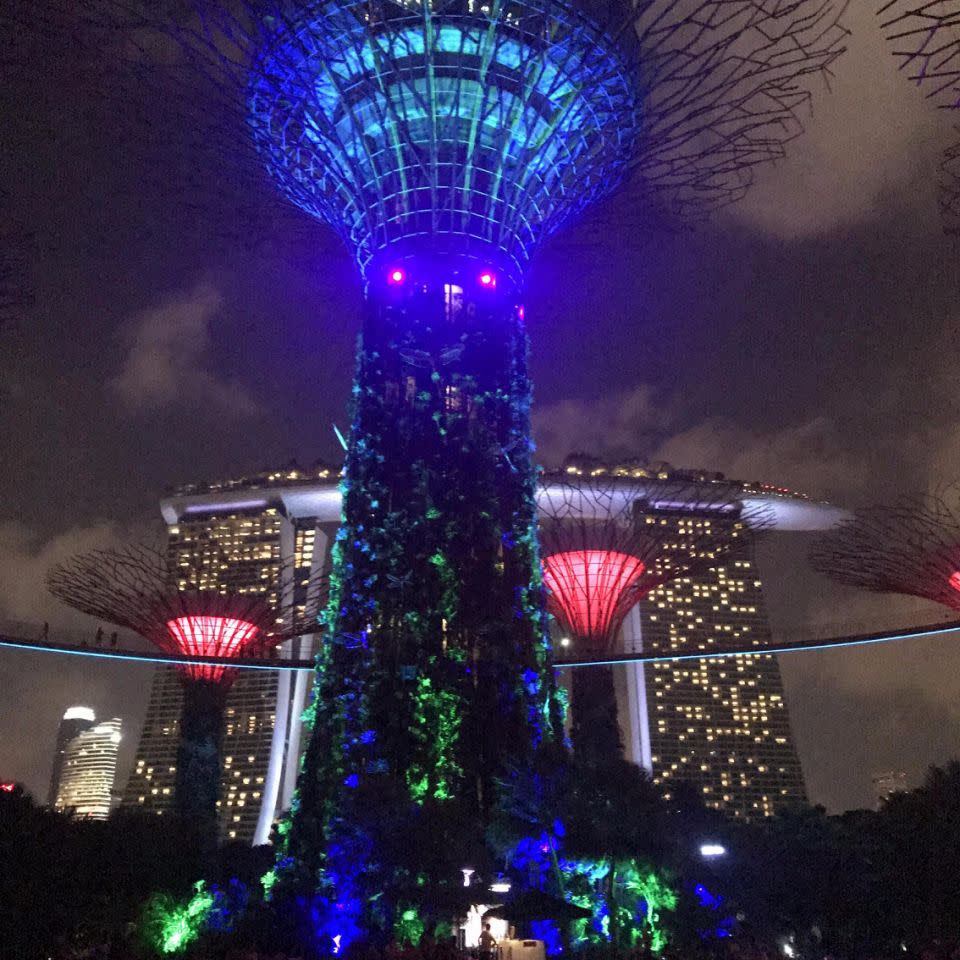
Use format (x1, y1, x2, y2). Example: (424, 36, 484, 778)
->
(0, 783, 15, 793)
(479, 271, 495, 288)
(165, 616, 262, 683)
(950, 571, 960, 593)
(543, 550, 646, 643)
(388, 267, 406, 285)
(518, 305, 525, 320)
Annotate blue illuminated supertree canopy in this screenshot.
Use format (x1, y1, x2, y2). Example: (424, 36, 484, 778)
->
(248, 0, 643, 286)
(56, 0, 848, 286)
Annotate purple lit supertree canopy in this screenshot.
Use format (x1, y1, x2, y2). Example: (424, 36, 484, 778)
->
(810, 488, 960, 610)
(21, 0, 849, 944)
(878, 0, 960, 231)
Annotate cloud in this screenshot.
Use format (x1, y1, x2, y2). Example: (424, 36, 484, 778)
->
(729, 2, 947, 237)
(533, 385, 676, 466)
(534, 386, 867, 502)
(651, 415, 871, 503)
(0, 520, 123, 627)
(109, 280, 261, 417)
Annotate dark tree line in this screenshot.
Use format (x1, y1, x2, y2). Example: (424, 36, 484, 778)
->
(6, 762, 960, 959)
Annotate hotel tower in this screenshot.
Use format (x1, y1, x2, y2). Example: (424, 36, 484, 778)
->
(123, 459, 838, 839)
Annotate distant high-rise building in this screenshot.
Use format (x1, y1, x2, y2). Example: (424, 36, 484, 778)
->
(873, 769, 908, 807)
(54, 715, 122, 820)
(48, 705, 96, 807)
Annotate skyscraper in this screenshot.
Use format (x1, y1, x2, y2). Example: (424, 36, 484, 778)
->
(122, 464, 338, 844)
(54, 714, 122, 820)
(48, 705, 96, 807)
(606, 480, 810, 819)
(125, 460, 834, 839)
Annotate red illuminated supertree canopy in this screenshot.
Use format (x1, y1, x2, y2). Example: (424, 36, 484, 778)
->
(538, 471, 770, 763)
(810, 487, 960, 610)
(47, 544, 325, 845)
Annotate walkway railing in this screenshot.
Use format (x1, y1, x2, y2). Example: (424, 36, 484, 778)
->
(3, 613, 960, 671)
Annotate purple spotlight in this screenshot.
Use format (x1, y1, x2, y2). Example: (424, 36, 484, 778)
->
(478, 271, 496, 288)
(387, 267, 406, 285)
(518, 305, 525, 320)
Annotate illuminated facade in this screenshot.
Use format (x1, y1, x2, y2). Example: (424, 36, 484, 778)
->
(54, 715, 122, 820)
(622, 506, 807, 819)
(545, 459, 813, 819)
(123, 465, 337, 843)
(47, 704, 96, 807)
(123, 462, 825, 839)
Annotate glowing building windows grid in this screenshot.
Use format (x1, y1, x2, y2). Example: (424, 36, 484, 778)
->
(124, 506, 319, 842)
(637, 510, 806, 819)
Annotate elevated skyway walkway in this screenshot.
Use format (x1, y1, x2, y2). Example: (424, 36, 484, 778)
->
(3, 614, 960, 672)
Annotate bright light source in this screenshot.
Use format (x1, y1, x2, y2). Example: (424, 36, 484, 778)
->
(699, 843, 726, 858)
(518, 305, 525, 320)
(64, 706, 96, 722)
(490, 879, 512, 894)
(782, 943, 795, 958)
(478, 271, 495, 287)
(462, 867, 475, 887)
(560, 637, 571, 648)
(388, 267, 406, 284)
(950, 571, 960, 592)
(0, 783, 15, 793)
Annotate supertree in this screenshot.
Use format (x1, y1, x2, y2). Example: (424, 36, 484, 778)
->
(810, 487, 960, 610)
(538, 472, 771, 765)
(878, 0, 960, 232)
(46, 544, 323, 847)
(26, 0, 847, 941)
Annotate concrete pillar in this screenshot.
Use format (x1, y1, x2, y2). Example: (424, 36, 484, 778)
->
(622, 603, 652, 774)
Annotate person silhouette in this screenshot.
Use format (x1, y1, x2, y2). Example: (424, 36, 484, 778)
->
(95, 627, 104, 647)
(109, 631, 118, 648)
(39, 622, 49, 642)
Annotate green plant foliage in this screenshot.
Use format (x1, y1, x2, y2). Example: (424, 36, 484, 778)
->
(395, 905, 425, 946)
(562, 858, 677, 953)
(142, 881, 214, 955)
(407, 674, 463, 802)
(273, 289, 564, 937)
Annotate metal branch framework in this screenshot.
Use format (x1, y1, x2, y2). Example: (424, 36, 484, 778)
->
(47, 542, 330, 844)
(810, 486, 960, 611)
(46, 543, 328, 684)
(537, 472, 773, 653)
(878, 0, 960, 230)
(29, 0, 847, 278)
(879, 0, 960, 107)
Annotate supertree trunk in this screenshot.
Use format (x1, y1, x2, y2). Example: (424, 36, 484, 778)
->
(275, 268, 563, 938)
(570, 665, 623, 766)
(175, 679, 228, 848)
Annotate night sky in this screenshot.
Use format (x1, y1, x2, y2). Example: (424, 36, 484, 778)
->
(2, 4, 959, 814)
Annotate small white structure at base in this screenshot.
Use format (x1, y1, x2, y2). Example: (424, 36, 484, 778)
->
(499, 939, 546, 960)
